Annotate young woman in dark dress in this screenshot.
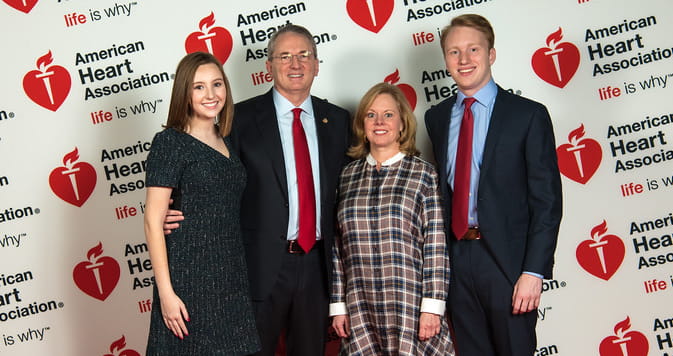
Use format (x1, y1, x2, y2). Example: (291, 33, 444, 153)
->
(143, 52, 259, 355)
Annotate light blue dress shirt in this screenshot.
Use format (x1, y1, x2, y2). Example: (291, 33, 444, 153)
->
(272, 89, 322, 241)
(446, 79, 497, 229)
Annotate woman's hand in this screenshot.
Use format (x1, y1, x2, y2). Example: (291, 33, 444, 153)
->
(332, 314, 350, 338)
(160, 291, 190, 339)
(418, 312, 440, 341)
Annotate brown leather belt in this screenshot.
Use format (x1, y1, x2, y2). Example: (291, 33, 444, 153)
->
(460, 227, 481, 240)
(287, 239, 322, 254)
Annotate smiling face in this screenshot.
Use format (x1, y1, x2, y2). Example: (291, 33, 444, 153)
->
(266, 32, 319, 105)
(443, 25, 496, 97)
(189, 63, 226, 122)
(364, 93, 404, 153)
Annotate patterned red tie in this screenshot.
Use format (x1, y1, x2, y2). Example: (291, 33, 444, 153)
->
(452, 98, 476, 239)
(292, 108, 316, 253)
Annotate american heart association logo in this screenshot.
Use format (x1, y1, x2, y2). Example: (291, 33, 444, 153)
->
(384, 69, 417, 111)
(185, 12, 233, 65)
(576, 220, 625, 281)
(556, 124, 602, 184)
(73, 242, 120, 301)
(531, 27, 580, 88)
(49, 147, 97, 207)
(23, 50, 71, 111)
(599, 317, 649, 356)
(103, 335, 141, 356)
(2, 0, 39, 13)
(347, 0, 394, 34)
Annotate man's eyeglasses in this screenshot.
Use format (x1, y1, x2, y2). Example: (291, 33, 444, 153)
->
(271, 51, 314, 64)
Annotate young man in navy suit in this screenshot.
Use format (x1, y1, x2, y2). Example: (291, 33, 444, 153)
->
(424, 14, 562, 356)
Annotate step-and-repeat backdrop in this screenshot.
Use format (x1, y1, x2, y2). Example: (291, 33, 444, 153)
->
(1, 0, 672, 355)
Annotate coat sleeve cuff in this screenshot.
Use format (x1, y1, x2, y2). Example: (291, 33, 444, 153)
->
(420, 298, 445, 315)
(329, 302, 347, 316)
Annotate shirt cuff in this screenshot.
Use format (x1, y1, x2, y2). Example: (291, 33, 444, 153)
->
(523, 271, 544, 279)
(420, 298, 445, 315)
(329, 302, 347, 316)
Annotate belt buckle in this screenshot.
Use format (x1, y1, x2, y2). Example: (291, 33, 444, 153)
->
(287, 240, 305, 254)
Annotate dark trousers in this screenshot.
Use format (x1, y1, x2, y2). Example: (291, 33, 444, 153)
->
(449, 239, 537, 356)
(250, 242, 329, 356)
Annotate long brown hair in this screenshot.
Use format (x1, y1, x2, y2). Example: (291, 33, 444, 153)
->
(348, 83, 419, 159)
(165, 52, 234, 136)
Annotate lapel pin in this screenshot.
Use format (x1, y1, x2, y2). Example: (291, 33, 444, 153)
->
(322, 118, 329, 123)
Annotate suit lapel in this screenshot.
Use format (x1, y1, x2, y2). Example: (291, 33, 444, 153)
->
(312, 96, 331, 198)
(479, 87, 506, 183)
(255, 90, 289, 200)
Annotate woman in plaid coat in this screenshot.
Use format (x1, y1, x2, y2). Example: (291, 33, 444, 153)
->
(330, 83, 453, 355)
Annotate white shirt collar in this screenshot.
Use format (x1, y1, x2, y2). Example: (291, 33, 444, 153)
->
(366, 152, 406, 166)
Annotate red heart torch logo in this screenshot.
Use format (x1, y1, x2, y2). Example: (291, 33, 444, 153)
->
(576, 220, 624, 281)
(23, 51, 71, 111)
(3, 0, 39, 13)
(531, 27, 580, 88)
(599, 317, 649, 356)
(104, 335, 141, 356)
(347, 0, 394, 34)
(384, 69, 417, 111)
(73, 242, 120, 301)
(185, 12, 233, 64)
(49, 147, 97, 207)
(556, 124, 602, 184)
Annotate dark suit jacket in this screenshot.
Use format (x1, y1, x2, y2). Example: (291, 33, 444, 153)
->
(230, 89, 350, 301)
(425, 86, 562, 284)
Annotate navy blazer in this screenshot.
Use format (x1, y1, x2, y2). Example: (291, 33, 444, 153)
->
(425, 86, 562, 283)
(230, 89, 351, 301)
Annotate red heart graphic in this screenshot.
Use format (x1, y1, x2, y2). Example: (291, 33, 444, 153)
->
(23, 51, 71, 111)
(347, 0, 393, 34)
(49, 148, 97, 207)
(104, 336, 142, 356)
(73, 243, 120, 301)
(599, 318, 649, 356)
(576, 234, 625, 281)
(556, 124, 602, 184)
(600, 332, 649, 356)
(531, 28, 580, 88)
(3, 0, 39, 13)
(556, 139, 601, 184)
(384, 69, 417, 110)
(185, 12, 233, 64)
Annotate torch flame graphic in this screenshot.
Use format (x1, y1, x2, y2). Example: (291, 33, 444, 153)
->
(86, 242, 106, 295)
(566, 124, 587, 178)
(589, 220, 609, 274)
(544, 28, 566, 83)
(198, 12, 217, 55)
(36, 51, 56, 105)
(61, 147, 82, 201)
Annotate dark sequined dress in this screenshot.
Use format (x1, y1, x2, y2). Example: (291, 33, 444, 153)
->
(145, 128, 259, 355)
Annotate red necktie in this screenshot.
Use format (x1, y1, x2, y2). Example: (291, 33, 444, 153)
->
(292, 108, 316, 253)
(452, 98, 476, 239)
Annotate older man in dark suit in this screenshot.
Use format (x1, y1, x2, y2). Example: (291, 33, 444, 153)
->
(424, 14, 563, 356)
(231, 24, 350, 356)
(165, 25, 350, 356)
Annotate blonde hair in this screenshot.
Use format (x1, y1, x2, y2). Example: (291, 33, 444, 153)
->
(348, 83, 419, 159)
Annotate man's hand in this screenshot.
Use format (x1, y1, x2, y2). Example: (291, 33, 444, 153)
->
(162, 197, 184, 235)
(511, 273, 542, 314)
(418, 312, 441, 341)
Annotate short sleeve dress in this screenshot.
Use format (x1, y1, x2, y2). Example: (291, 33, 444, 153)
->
(145, 128, 260, 355)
